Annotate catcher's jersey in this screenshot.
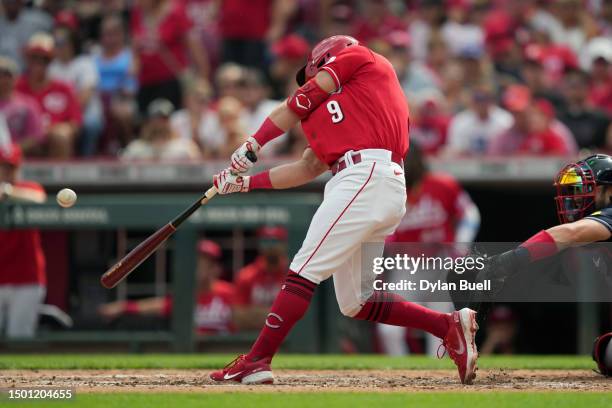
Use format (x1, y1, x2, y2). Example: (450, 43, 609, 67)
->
(300, 45, 409, 166)
(585, 206, 612, 238)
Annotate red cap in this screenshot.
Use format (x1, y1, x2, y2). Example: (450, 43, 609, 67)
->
(197, 239, 222, 260)
(257, 226, 288, 241)
(0, 143, 22, 167)
(533, 98, 555, 119)
(386, 30, 411, 49)
(503, 84, 532, 112)
(55, 10, 79, 31)
(24, 33, 55, 58)
(272, 34, 310, 60)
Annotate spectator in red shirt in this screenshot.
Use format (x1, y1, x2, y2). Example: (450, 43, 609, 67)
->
(0, 143, 47, 339)
(233, 226, 288, 330)
(98, 239, 239, 334)
(219, 0, 295, 72)
(0, 56, 44, 155)
(131, 0, 208, 114)
(587, 54, 612, 115)
(524, 27, 579, 86)
(16, 33, 82, 158)
(409, 92, 450, 155)
(351, 0, 406, 44)
(489, 85, 577, 156)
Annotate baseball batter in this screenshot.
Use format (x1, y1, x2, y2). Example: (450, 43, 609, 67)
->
(211, 36, 479, 385)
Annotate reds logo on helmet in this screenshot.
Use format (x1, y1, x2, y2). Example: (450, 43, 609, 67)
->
(295, 35, 359, 86)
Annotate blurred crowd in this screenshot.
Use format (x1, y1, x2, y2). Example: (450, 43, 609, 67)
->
(0, 0, 609, 161)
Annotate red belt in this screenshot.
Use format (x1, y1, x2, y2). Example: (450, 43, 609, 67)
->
(331, 152, 404, 176)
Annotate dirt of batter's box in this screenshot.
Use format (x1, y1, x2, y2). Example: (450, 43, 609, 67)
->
(1, 369, 610, 393)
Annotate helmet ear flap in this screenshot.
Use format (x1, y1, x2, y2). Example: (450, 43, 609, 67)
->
(296, 66, 306, 86)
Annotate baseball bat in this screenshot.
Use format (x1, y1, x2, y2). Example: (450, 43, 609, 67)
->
(100, 152, 257, 289)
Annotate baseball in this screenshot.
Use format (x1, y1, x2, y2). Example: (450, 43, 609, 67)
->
(56, 188, 77, 208)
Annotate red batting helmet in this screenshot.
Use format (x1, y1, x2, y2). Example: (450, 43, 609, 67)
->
(296, 35, 359, 86)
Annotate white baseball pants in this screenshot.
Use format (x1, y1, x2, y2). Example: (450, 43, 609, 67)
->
(290, 149, 407, 317)
(0, 284, 46, 338)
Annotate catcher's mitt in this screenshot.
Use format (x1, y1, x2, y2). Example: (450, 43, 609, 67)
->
(592, 332, 612, 376)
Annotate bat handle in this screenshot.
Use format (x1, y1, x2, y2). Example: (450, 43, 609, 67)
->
(201, 186, 217, 204)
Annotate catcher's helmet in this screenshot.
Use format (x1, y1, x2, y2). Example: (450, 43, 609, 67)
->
(295, 35, 359, 86)
(554, 154, 612, 223)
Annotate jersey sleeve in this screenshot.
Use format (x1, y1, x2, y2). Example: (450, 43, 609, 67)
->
(319, 45, 375, 89)
(585, 208, 612, 232)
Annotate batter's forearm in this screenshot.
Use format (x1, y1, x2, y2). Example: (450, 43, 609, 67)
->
(249, 148, 328, 190)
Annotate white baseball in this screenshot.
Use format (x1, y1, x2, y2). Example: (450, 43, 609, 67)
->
(56, 188, 77, 208)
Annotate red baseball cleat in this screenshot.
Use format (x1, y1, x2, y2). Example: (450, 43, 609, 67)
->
(442, 308, 479, 384)
(209, 354, 274, 384)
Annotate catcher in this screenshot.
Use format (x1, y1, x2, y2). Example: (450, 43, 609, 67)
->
(479, 154, 612, 283)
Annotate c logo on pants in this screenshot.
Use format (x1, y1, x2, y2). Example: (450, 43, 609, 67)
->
(265, 313, 284, 329)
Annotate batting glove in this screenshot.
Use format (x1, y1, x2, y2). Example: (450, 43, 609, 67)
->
(230, 136, 260, 174)
(213, 168, 250, 194)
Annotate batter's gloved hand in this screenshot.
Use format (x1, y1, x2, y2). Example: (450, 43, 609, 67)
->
(230, 136, 260, 174)
(213, 168, 250, 194)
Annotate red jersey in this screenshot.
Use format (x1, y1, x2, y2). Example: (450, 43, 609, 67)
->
(15, 78, 82, 129)
(219, 0, 271, 40)
(163, 280, 237, 334)
(301, 45, 409, 166)
(235, 256, 286, 306)
(390, 173, 467, 245)
(131, 1, 193, 85)
(518, 128, 571, 155)
(0, 181, 46, 286)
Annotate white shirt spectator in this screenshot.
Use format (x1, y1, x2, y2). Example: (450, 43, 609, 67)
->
(48, 55, 103, 117)
(171, 109, 229, 154)
(241, 99, 288, 157)
(0, 8, 52, 69)
(121, 137, 201, 161)
(446, 107, 513, 155)
(440, 22, 484, 56)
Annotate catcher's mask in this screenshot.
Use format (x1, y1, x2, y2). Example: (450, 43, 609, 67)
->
(295, 35, 358, 86)
(554, 160, 597, 224)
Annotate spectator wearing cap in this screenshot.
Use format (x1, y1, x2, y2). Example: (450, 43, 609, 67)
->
(94, 14, 138, 153)
(16, 33, 82, 158)
(585, 43, 612, 115)
(523, 27, 579, 86)
(233, 226, 289, 330)
(219, 0, 295, 72)
(269, 34, 309, 99)
(121, 98, 201, 161)
(0, 143, 47, 339)
(440, 0, 484, 57)
(351, 0, 406, 44)
(323, 1, 356, 38)
(369, 31, 440, 101)
(520, 55, 565, 111)
(489, 85, 577, 156)
(0, 56, 45, 155)
(443, 83, 513, 156)
(456, 44, 496, 92)
(49, 25, 103, 156)
(98, 239, 239, 334)
(236, 68, 287, 157)
(130, 0, 208, 114)
(558, 69, 611, 150)
(409, 91, 451, 155)
(0, 0, 53, 69)
(408, 0, 445, 62)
